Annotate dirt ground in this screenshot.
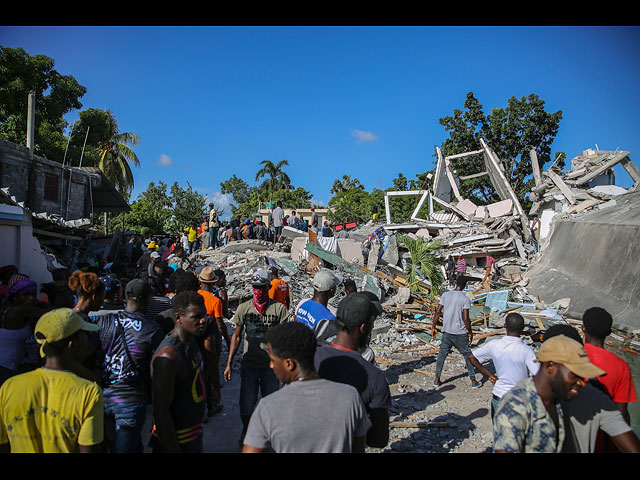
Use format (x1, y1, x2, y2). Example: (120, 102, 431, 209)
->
(366, 344, 496, 453)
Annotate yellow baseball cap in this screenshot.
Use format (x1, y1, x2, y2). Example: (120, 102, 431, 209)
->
(536, 335, 605, 379)
(34, 308, 99, 358)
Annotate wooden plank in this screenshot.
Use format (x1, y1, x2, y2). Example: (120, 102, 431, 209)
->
(390, 421, 449, 429)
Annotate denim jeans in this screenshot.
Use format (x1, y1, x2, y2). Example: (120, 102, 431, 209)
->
(490, 394, 501, 420)
(209, 228, 219, 248)
(435, 332, 476, 380)
(239, 365, 281, 417)
(104, 401, 147, 453)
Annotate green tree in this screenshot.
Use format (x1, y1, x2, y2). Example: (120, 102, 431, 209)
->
(0, 46, 86, 160)
(327, 188, 372, 224)
(330, 174, 365, 194)
(120, 181, 173, 234)
(168, 182, 207, 233)
(220, 174, 259, 216)
(255, 159, 292, 194)
(72, 108, 141, 197)
(439, 92, 563, 206)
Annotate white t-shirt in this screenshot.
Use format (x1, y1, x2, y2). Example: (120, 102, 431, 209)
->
(472, 335, 539, 398)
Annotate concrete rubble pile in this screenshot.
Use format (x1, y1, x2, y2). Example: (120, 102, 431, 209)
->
(188, 142, 640, 374)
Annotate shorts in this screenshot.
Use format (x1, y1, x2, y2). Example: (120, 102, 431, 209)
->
(274, 226, 283, 237)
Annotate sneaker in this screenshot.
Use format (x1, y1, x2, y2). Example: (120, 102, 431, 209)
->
(471, 380, 482, 389)
(432, 379, 443, 389)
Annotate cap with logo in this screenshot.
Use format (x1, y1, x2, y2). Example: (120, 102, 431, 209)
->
(536, 335, 606, 379)
(34, 308, 99, 357)
(336, 292, 382, 329)
(312, 269, 341, 292)
(251, 269, 272, 287)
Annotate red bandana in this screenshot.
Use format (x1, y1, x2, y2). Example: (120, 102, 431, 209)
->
(253, 287, 269, 314)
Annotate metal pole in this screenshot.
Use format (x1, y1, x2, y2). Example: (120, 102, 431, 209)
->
(60, 123, 76, 215)
(66, 126, 90, 220)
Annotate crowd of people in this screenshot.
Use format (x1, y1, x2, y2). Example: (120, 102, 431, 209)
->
(0, 203, 637, 453)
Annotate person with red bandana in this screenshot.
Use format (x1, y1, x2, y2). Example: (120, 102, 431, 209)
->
(224, 269, 289, 447)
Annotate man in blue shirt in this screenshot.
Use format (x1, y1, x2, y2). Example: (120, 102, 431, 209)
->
(295, 270, 341, 330)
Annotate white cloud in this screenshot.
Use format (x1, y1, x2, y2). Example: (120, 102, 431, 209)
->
(310, 196, 326, 207)
(156, 154, 175, 167)
(204, 191, 234, 219)
(351, 129, 379, 143)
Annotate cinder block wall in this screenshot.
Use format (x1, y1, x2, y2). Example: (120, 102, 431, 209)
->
(0, 138, 89, 220)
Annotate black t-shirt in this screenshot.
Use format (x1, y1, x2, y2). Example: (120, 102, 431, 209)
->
(137, 253, 152, 278)
(96, 310, 164, 403)
(314, 345, 391, 413)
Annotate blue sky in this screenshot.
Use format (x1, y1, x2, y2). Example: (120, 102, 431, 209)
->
(2, 26, 640, 218)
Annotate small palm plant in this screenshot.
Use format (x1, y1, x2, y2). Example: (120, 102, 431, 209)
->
(398, 235, 444, 297)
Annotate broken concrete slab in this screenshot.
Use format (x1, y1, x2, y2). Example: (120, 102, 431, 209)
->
(290, 236, 308, 261)
(281, 226, 308, 239)
(337, 239, 365, 265)
(486, 199, 513, 218)
(456, 198, 477, 218)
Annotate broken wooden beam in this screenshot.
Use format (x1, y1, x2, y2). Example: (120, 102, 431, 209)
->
(389, 421, 449, 429)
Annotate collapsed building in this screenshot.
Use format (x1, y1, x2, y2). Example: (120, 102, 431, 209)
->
(188, 140, 640, 375)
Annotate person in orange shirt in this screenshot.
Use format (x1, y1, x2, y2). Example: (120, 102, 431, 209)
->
(197, 266, 229, 418)
(268, 267, 290, 309)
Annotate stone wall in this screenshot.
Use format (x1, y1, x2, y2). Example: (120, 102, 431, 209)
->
(0, 138, 92, 220)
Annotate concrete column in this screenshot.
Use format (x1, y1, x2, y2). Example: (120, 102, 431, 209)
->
(26, 91, 36, 152)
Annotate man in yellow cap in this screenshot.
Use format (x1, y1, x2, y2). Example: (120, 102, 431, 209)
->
(0, 308, 104, 453)
(493, 333, 605, 453)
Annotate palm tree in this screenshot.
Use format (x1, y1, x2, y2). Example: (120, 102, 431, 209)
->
(255, 158, 292, 193)
(75, 108, 141, 197)
(96, 112, 140, 197)
(330, 174, 365, 194)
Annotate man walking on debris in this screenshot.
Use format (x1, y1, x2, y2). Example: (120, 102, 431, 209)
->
(224, 269, 289, 445)
(242, 322, 370, 453)
(455, 253, 466, 281)
(149, 291, 207, 453)
(467, 312, 539, 419)
(314, 292, 391, 448)
(432, 276, 480, 389)
(295, 269, 340, 330)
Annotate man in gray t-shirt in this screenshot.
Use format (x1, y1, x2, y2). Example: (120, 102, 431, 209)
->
(431, 276, 479, 389)
(271, 201, 285, 244)
(242, 322, 370, 453)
